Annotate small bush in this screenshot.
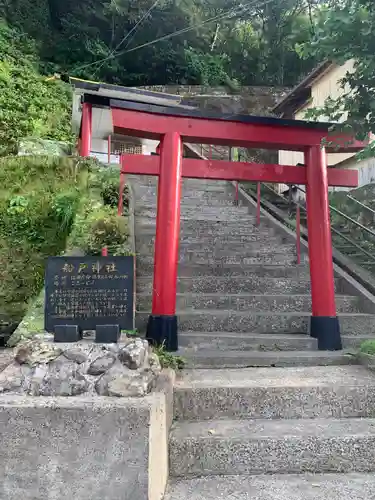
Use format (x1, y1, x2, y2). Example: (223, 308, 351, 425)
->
(69, 204, 130, 256)
(153, 344, 185, 370)
(359, 340, 375, 356)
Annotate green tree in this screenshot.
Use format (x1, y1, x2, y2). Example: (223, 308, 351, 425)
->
(300, 0, 375, 153)
(0, 22, 73, 156)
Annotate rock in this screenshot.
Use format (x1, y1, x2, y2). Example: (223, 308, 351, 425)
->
(119, 339, 148, 370)
(148, 353, 162, 375)
(107, 371, 154, 397)
(88, 354, 116, 375)
(63, 348, 88, 365)
(0, 362, 24, 393)
(39, 357, 89, 396)
(14, 340, 62, 367)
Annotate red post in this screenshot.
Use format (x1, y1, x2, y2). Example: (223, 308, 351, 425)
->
(80, 103, 92, 157)
(296, 204, 301, 265)
(107, 135, 111, 164)
(156, 143, 161, 155)
(256, 182, 261, 226)
(235, 181, 239, 205)
(101, 247, 108, 256)
(305, 145, 341, 350)
(118, 173, 126, 216)
(147, 132, 183, 351)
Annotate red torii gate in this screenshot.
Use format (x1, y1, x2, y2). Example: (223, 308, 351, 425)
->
(80, 97, 362, 352)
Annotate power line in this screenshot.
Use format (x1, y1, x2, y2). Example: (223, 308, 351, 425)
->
(73, 0, 276, 75)
(75, 0, 162, 72)
(122, 0, 277, 56)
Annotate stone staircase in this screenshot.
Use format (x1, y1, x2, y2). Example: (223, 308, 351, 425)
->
(165, 365, 375, 499)
(131, 175, 375, 368)
(131, 176, 375, 499)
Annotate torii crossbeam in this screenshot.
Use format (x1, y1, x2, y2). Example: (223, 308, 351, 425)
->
(80, 96, 361, 352)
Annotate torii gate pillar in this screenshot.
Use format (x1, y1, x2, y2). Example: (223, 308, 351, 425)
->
(306, 145, 341, 350)
(146, 132, 183, 350)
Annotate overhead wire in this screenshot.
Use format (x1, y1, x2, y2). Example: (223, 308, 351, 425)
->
(121, 0, 277, 56)
(73, 0, 277, 75)
(76, 0, 163, 73)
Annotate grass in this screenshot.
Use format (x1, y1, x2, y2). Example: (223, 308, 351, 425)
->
(359, 340, 375, 356)
(153, 343, 185, 370)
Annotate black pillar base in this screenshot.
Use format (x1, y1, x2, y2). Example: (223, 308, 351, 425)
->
(146, 315, 178, 352)
(310, 316, 342, 351)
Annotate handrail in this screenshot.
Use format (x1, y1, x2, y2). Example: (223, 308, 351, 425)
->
(257, 182, 375, 265)
(347, 194, 375, 215)
(294, 185, 375, 238)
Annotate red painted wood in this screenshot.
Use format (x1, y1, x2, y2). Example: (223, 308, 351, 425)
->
(235, 181, 239, 203)
(256, 182, 261, 226)
(120, 155, 358, 188)
(112, 108, 327, 151)
(118, 173, 126, 216)
(121, 154, 160, 176)
(152, 132, 183, 316)
(101, 247, 108, 257)
(296, 205, 301, 265)
(80, 103, 92, 157)
(305, 145, 336, 317)
(107, 135, 111, 164)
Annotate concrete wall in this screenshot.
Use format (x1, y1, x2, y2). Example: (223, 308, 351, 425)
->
(0, 370, 174, 500)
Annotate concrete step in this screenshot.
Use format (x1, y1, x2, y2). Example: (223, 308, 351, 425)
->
(136, 294, 359, 313)
(136, 213, 263, 223)
(136, 224, 277, 237)
(165, 473, 375, 500)
(137, 253, 302, 268)
(135, 234, 288, 248)
(173, 365, 375, 421)
(177, 349, 356, 369)
(136, 207, 250, 218)
(169, 417, 375, 476)
(137, 244, 299, 258)
(177, 331, 372, 352)
(135, 311, 375, 335)
(136, 275, 339, 295)
(135, 217, 268, 229)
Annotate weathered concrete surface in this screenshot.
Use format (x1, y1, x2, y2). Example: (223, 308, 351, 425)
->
(173, 366, 375, 421)
(177, 349, 356, 369)
(169, 417, 375, 476)
(0, 369, 174, 500)
(165, 473, 375, 500)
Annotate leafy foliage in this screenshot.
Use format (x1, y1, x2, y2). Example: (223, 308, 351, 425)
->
(0, 22, 73, 156)
(299, 0, 375, 154)
(0, 156, 89, 325)
(1, 0, 321, 87)
(360, 339, 375, 356)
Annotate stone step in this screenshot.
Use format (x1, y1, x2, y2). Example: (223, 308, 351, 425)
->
(177, 331, 371, 352)
(135, 207, 250, 218)
(135, 217, 267, 228)
(173, 365, 375, 421)
(137, 253, 302, 268)
(136, 213, 261, 222)
(136, 275, 337, 294)
(135, 234, 286, 248)
(135, 311, 375, 335)
(136, 294, 359, 313)
(136, 224, 277, 237)
(164, 473, 375, 500)
(177, 349, 355, 369)
(138, 244, 299, 258)
(169, 417, 375, 476)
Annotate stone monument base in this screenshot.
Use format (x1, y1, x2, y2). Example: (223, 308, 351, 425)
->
(0, 336, 174, 500)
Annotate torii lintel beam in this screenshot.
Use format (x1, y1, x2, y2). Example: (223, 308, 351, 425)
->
(120, 154, 358, 188)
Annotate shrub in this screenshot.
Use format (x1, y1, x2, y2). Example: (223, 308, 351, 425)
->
(359, 340, 375, 356)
